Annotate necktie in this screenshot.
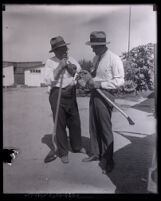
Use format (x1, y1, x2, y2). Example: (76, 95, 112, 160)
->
(91, 55, 102, 78)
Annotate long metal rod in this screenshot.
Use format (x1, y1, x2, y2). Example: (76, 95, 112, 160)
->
(128, 5, 131, 59)
(96, 89, 135, 125)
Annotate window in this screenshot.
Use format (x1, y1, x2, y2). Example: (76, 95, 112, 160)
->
(30, 69, 41, 73)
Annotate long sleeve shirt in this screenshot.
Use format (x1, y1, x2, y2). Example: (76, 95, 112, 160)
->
(93, 50, 125, 89)
(44, 56, 81, 88)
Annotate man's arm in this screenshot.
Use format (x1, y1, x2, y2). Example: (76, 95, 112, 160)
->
(53, 58, 67, 80)
(87, 56, 125, 90)
(43, 59, 54, 86)
(100, 56, 125, 89)
(44, 59, 66, 88)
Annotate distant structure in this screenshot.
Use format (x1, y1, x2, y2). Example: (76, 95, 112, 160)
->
(3, 61, 46, 87)
(24, 64, 45, 87)
(3, 63, 14, 87)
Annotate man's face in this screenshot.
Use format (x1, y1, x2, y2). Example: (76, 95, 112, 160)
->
(54, 46, 68, 59)
(91, 45, 105, 56)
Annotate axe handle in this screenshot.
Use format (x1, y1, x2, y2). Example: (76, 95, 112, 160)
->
(96, 89, 135, 125)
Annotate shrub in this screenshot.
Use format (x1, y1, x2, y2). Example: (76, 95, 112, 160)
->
(79, 59, 93, 72)
(78, 43, 155, 96)
(121, 43, 155, 93)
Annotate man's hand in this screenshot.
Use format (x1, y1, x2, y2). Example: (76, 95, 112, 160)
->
(76, 70, 101, 89)
(59, 58, 68, 69)
(54, 57, 67, 80)
(76, 70, 92, 88)
(87, 79, 102, 89)
(76, 69, 102, 89)
(66, 61, 77, 76)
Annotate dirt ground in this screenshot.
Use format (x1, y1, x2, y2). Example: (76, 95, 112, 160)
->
(3, 87, 156, 194)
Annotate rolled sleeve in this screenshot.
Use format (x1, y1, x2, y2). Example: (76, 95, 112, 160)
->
(112, 56, 124, 79)
(44, 59, 54, 86)
(101, 78, 124, 89)
(101, 55, 124, 89)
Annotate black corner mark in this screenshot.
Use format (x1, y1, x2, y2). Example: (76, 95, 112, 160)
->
(2, 4, 5, 11)
(153, 4, 157, 11)
(2, 4, 6, 11)
(2, 149, 19, 165)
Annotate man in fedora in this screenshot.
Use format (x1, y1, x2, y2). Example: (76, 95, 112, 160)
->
(44, 36, 85, 164)
(82, 31, 124, 174)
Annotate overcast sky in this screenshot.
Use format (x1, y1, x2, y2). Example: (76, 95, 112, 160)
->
(2, 4, 156, 63)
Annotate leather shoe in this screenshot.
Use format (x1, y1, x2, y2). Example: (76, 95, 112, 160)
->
(79, 147, 86, 154)
(82, 155, 99, 162)
(44, 153, 57, 163)
(102, 161, 115, 174)
(61, 155, 69, 163)
(72, 147, 86, 154)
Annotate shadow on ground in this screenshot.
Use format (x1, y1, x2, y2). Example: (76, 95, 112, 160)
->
(41, 134, 90, 162)
(131, 98, 154, 113)
(41, 133, 156, 193)
(106, 133, 156, 194)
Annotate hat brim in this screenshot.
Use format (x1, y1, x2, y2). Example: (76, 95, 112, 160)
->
(85, 41, 110, 46)
(49, 42, 70, 53)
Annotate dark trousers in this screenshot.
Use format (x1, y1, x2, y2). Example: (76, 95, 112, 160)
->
(49, 86, 82, 157)
(89, 89, 114, 167)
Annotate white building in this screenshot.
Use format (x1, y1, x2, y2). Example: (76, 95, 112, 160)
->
(24, 65, 46, 87)
(3, 65, 14, 87)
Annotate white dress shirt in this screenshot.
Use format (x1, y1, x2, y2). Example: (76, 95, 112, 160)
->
(44, 56, 81, 88)
(93, 50, 125, 89)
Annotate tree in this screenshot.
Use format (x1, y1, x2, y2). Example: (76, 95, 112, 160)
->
(121, 43, 155, 93)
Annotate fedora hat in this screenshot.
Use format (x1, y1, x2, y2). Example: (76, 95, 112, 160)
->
(49, 36, 70, 53)
(86, 31, 110, 46)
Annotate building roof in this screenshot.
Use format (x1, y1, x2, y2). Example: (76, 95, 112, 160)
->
(3, 61, 43, 68)
(25, 64, 45, 70)
(3, 63, 14, 68)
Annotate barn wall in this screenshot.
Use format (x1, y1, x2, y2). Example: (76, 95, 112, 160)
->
(3, 61, 43, 85)
(14, 73, 24, 84)
(40, 68, 46, 84)
(25, 67, 45, 87)
(3, 66, 14, 86)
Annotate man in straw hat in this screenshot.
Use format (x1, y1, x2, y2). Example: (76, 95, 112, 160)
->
(44, 36, 85, 164)
(82, 31, 124, 174)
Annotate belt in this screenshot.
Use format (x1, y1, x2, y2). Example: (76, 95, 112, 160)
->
(92, 88, 117, 95)
(52, 84, 75, 90)
(51, 85, 76, 98)
(105, 89, 118, 95)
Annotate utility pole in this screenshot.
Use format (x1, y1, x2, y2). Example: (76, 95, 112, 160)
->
(128, 5, 131, 59)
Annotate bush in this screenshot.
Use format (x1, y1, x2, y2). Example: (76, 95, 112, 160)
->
(77, 59, 93, 96)
(78, 43, 155, 96)
(79, 59, 93, 72)
(121, 43, 155, 93)
(123, 80, 137, 93)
